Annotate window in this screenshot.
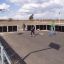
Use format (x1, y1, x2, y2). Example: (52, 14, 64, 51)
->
(13, 26, 17, 31)
(8, 26, 13, 32)
(27, 25, 33, 31)
(47, 25, 51, 30)
(3, 26, 7, 32)
(0, 26, 2, 32)
(55, 25, 61, 32)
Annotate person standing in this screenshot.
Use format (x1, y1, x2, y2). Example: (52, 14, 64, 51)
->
(22, 23, 26, 31)
(31, 25, 35, 36)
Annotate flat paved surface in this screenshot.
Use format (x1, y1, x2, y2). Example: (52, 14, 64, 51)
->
(1, 31, 64, 64)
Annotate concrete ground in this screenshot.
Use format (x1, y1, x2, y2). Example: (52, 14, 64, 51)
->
(0, 58, 2, 64)
(1, 31, 64, 64)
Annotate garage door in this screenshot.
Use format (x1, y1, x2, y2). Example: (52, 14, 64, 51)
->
(8, 26, 17, 32)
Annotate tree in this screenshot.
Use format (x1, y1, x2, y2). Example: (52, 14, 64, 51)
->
(8, 18, 13, 21)
(29, 14, 34, 20)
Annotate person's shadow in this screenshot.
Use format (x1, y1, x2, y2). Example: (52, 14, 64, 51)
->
(23, 42, 60, 60)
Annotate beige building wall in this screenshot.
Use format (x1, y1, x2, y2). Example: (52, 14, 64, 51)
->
(0, 20, 64, 33)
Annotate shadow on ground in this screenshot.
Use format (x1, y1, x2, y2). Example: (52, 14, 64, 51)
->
(23, 43, 60, 60)
(17, 33, 24, 35)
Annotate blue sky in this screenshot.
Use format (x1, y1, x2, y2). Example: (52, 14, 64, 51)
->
(0, 0, 64, 20)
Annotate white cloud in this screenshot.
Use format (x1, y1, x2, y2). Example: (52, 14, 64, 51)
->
(41, 0, 53, 8)
(8, 0, 29, 4)
(0, 16, 8, 19)
(34, 7, 64, 19)
(17, 3, 40, 15)
(4, 0, 64, 19)
(8, 0, 21, 3)
(22, 3, 40, 9)
(51, 0, 64, 5)
(13, 14, 30, 20)
(0, 3, 10, 10)
(8, 0, 49, 4)
(18, 8, 30, 13)
(18, 0, 63, 14)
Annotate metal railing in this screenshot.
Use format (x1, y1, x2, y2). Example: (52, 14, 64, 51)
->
(0, 43, 12, 64)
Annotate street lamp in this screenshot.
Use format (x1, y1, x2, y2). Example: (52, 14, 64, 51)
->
(59, 11, 60, 24)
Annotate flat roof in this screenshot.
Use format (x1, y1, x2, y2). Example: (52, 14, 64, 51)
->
(1, 31, 64, 64)
(0, 20, 64, 26)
